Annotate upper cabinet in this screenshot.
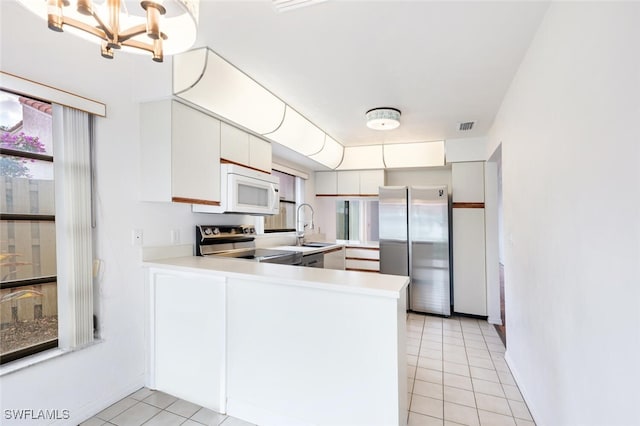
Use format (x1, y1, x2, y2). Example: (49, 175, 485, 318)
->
(248, 135, 272, 173)
(316, 170, 384, 196)
(140, 100, 221, 205)
(452, 162, 485, 203)
(219, 123, 272, 173)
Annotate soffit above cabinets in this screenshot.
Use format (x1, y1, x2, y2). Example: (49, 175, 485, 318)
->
(173, 47, 342, 170)
(172, 47, 450, 171)
(173, 48, 285, 135)
(263, 106, 325, 156)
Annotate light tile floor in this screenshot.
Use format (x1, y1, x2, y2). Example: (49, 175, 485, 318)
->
(80, 388, 254, 426)
(406, 313, 535, 426)
(81, 314, 534, 426)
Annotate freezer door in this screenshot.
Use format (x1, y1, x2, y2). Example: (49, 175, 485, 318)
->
(379, 240, 409, 276)
(378, 186, 409, 276)
(409, 186, 451, 315)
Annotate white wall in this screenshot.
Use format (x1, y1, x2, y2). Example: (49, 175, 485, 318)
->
(0, 2, 251, 424)
(488, 3, 640, 425)
(445, 137, 488, 163)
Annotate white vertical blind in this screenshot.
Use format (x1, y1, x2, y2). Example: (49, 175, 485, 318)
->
(53, 104, 94, 348)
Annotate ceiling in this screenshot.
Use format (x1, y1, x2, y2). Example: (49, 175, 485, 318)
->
(191, 0, 550, 153)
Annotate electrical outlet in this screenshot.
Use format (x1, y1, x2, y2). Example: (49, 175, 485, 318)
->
(132, 229, 143, 246)
(170, 229, 180, 244)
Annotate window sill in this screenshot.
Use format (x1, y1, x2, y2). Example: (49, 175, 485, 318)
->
(0, 339, 103, 377)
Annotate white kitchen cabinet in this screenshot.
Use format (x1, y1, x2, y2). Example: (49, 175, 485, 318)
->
(220, 122, 249, 165)
(359, 169, 385, 195)
(452, 208, 487, 316)
(345, 246, 380, 272)
(316, 170, 384, 196)
(248, 135, 272, 173)
(452, 162, 485, 203)
(315, 171, 338, 195)
(140, 100, 221, 205)
(337, 171, 360, 195)
(150, 272, 226, 412)
(220, 122, 272, 173)
(323, 247, 345, 270)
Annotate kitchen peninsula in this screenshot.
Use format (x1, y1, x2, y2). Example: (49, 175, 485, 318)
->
(144, 256, 409, 426)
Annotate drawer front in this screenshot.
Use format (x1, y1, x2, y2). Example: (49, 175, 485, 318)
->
(345, 259, 379, 272)
(345, 248, 380, 260)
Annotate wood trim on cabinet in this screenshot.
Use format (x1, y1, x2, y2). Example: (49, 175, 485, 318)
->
(346, 257, 380, 262)
(452, 202, 485, 209)
(220, 158, 271, 174)
(322, 247, 344, 255)
(345, 246, 380, 251)
(315, 194, 379, 197)
(345, 268, 380, 273)
(172, 197, 221, 206)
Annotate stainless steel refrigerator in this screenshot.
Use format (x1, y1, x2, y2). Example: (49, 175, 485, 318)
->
(379, 186, 451, 315)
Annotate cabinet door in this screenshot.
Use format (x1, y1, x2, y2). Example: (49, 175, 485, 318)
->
(452, 208, 486, 315)
(359, 170, 384, 195)
(323, 247, 345, 270)
(248, 135, 272, 173)
(171, 102, 221, 203)
(315, 171, 337, 195)
(154, 273, 226, 412)
(337, 171, 360, 195)
(452, 162, 485, 202)
(220, 122, 250, 165)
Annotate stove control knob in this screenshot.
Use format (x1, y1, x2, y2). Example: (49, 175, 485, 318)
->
(204, 227, 213, 235)
(212, 227, 220, 235)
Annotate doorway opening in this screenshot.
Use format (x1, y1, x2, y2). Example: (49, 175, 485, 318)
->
(490, 144, 506, 344)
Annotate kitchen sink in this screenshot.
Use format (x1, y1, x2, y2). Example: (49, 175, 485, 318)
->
(302, 242, 334, 248)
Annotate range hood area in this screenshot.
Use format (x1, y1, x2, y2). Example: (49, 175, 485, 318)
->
(172, 47, 445, 170)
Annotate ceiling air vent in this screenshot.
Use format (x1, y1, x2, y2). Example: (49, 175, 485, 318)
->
(272, 0, 326, 12)
(458, 121, 475, 131)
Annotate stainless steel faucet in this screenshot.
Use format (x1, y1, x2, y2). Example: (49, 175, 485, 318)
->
(295, 203, 315, 246)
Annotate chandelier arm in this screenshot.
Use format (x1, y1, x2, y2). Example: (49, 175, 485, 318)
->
(89, 10, 115, 41)
(60, 16, 109, 42)
(118, 24, 148, 42)
(121, 39, 155, 54)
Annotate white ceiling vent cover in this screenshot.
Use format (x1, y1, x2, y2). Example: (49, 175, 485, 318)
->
(272, 0, 327, 12)
(458, 121, 475, 131)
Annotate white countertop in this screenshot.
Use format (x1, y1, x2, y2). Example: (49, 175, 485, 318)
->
(269, 243, 343, 255)
(144, 256, 408, 298)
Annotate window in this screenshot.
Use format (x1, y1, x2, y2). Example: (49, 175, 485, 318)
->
(264, 170, 296, 232)
(0, 84, 95, 366)
(1, 91, 57, 363)
(336, 199, 379, 243)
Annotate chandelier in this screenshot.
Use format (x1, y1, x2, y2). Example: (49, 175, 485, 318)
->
(18, 0, 199, 62)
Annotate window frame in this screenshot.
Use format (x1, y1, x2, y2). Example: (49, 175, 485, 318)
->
(0, 74, 101, 368)
(1, 91, 58, 364)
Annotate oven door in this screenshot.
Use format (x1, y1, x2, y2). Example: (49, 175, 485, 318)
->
(227, 172, 279, 215)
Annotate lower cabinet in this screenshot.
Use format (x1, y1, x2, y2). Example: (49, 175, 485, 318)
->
(323, 247, 345, 270)
(452, 208, 487, 316)
(151, 273, 226, 412)
(345, 247, 380, 272)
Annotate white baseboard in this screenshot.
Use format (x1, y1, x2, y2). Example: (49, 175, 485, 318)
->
(69, 375, 146, 426)
(504, 350, 541, 426)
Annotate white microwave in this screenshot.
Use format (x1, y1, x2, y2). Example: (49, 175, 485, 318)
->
(193, 164, 280, 215)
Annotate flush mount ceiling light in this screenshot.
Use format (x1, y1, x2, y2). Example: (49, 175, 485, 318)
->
(365, 108, 401, 131)
(18, 0, 199, 62)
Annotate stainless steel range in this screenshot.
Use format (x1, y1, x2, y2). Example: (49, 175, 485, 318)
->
(195, 225, 303, 265)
